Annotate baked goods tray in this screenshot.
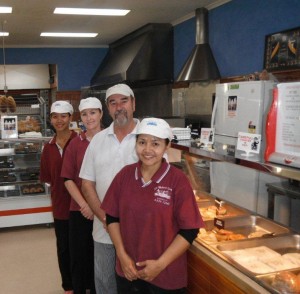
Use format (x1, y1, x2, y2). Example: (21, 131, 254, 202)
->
(256, 269, 300, 294)
(212, 234, 300, 276)
(198, 199, 250, 221)
(21, 183, 45, 195)
(197, 215, 291, 244)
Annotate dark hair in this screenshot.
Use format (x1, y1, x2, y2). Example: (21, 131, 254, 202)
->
(50, 112, 72, 118)
(136, 134, 170, 145)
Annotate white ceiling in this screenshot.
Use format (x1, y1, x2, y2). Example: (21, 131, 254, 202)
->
(0, 0, 230, 48)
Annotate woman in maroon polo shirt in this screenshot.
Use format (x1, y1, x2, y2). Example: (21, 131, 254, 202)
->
(40, 101, 77, 294)
(62, 97, 103, 294)
(101, 117, 204, 294)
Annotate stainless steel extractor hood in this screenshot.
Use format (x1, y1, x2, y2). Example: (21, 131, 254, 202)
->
(91, 23, 173, 89)
(176, 8, 220, 82)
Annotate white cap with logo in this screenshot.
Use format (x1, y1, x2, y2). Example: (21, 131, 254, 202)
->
(79, 97, 102, 112)
(51, 101, 74, 115)
(105, 84, 134, 102)
(137, 118, 173, 140)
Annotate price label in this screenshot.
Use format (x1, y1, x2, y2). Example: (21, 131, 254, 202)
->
(214, 218, 225, 230)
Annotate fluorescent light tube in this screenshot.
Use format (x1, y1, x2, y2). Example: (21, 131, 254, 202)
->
(40, 32, 98, 38)
(0, 32, 9, 36)
(54, 8, 130, 16)
(0, 7, 12, 13)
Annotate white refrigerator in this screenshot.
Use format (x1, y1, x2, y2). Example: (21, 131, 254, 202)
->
(209, 81, 282, 213)
(211, 80, 275, 160)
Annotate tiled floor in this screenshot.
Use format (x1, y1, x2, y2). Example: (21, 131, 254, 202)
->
(0, 225, 62, 294)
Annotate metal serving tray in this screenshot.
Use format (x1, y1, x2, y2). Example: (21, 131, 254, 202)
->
(216, 234, 300, 253)
(197, 215, 291, 244)
(198, 200, 249, 221)
(214, 234, 300, 275)
(193, 190, 214, 202)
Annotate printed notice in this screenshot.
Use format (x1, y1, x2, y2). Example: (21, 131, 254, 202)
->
(237, 132, 261, 156)
(1, 116, 18, 139)
(200, 128, 214, 146)
(276, 83, 300, 156)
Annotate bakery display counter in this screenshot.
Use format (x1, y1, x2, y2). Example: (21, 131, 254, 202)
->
(172, 139, 300, 292)
(0, 137, 53, 228)
(189, 195, 300, 293)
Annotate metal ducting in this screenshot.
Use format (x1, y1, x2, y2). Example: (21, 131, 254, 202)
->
(176, 7, 220, 82)
(90, 23, 173, 89)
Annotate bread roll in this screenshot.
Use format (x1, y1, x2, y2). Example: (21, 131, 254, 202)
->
(22, 186, 30, 194)
(29, 186, 37, 193)
(36, 186, 44, 193)
(0, 95, 7, 112)
(272, 271, 300, 293)
(217, 206, 227, 215)
(228, 233, 246, 241)
(7, 96, 16, 112)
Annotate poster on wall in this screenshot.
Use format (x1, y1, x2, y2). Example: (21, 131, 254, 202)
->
(264, 26, 300, 71)
(1, 116, 18, 139)
(265, 82, 300, 168)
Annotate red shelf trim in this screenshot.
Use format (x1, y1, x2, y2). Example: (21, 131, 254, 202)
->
(0, 206, 52, 217)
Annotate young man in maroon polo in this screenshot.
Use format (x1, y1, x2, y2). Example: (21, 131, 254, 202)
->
(40, 101, 77, 294)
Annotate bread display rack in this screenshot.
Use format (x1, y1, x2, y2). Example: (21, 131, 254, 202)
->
(0, 93, 52, 228)
(0, 94, 48, 136)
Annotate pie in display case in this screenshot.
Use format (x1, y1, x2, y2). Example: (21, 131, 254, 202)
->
(0, 137, 53, 228)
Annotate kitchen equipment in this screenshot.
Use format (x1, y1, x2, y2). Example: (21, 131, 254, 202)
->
(176, 7, 220, 82)
(211, 80, 275, 160)
(210, 81, 278, 212)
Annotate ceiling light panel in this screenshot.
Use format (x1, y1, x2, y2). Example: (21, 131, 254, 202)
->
(40, 32, 98, 38)
(54, 8, 130, 16)
(0, 6, 12, 13)
(0, 32, 9, 36)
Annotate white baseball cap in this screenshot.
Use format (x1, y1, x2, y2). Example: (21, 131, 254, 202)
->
(50, 101, 74, 115)
(79, 97, 102, 112)
(137, 118, 173, 140)
(105, 84, 134, 102)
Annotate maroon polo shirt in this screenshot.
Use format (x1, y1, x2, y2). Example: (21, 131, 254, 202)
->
(61, 132, 90, 211)
(101, 159, 204, 290)
(40, 130, 77, 219)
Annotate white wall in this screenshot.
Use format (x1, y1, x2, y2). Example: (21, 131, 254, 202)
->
(0, 64, 50, 90)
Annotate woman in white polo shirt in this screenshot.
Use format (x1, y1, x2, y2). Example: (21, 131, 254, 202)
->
(101, 117, 204, 294)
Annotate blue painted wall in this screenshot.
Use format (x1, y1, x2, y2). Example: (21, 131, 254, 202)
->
(174, 0, 300, 78)
(1, 48, 108, 90)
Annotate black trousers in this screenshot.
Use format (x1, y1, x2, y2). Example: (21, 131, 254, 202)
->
(69, 211, 95, 294)
(116, 275, 186, 294)
(54, 218, 73, 291)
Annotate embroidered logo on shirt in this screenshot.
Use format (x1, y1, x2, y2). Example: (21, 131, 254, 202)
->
(154, 186, 172, 205)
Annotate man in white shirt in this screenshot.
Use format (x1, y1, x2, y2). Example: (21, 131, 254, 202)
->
(80, 84, 139, 294)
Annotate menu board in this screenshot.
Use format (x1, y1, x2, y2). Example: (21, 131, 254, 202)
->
(265, 82, 300, 167)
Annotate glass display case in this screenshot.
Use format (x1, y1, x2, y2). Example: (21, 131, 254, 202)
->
(170, 141, 300, 294)
(0, 137, 53, 228)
